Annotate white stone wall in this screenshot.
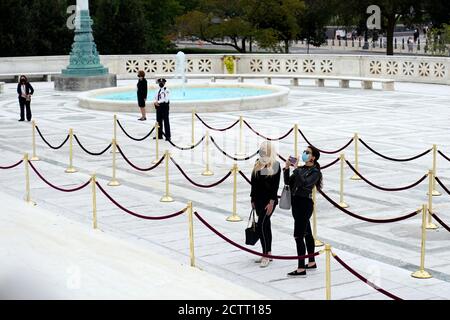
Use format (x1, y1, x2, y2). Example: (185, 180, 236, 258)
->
(0, 54, 448, 85)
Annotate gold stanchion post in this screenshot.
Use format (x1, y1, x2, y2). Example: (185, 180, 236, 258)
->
(202, 131, 214, 176)
(294, 124, 299, 159)
(108, 139, 120, 186)
(30, 120, 40, 161)
(65, 128, 77, 173)
(91, 174, 98, 229)
(152, 122, 160, 164)
(325, 244, 332, 300)
(226, 163, 242, 222)
(160, 150, 174, 202)
(411, 204, 432, 279)
(426, 170, 437, 229)
(313, 187, 324, 247)
(350, 133, 361, 180)
(339, 153, 348, 208)
(236, 116, 244, 156)
(191, 109, 195, 146)
(24, 153, 36, 206)
(187, 201, 195, 267)
(431, 144, 441, 196)
(110, 114, 117, 154)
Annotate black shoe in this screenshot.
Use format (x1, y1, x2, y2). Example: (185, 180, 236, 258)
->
(138, 117, 147, 121)
(18, 119, 25, 122)
(287, 270, 306, 277)
(305, 263, 317, 270)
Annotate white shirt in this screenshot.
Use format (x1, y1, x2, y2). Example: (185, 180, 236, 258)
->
(21, 84, 27, 97)
(155, 87, 170, 104)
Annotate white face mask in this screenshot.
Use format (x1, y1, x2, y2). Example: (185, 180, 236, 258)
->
(259, 156, 270, 165)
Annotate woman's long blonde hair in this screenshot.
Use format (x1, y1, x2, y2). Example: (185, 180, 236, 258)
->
(252, 141, 278, 176)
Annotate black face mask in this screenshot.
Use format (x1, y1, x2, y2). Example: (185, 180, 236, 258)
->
(20, 79, 25, 83)
(158, 83, 164, 88)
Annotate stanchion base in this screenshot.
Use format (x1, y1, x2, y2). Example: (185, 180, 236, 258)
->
(314, 239, 324, 247)
(350, 175, 361, 181)
(426, 222, 438, 230)
(411, 270, 432, 279)
(339, 202, 349, 208)
(26, 200, 37, 206)
(432, 190, 442, 196)
(107, 180, 121, 187)
(152, 159, 160, 164)
(160, 196, 174, 202)
(202, 170, 214, 176)
(30, 156, 40, 161)
(226, 214, 242, 222)
(65, 167, 77, 173)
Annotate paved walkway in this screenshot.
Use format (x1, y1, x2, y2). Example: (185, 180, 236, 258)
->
(1, 79, 450, 299)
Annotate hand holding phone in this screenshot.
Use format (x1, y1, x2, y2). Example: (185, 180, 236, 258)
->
(288, 156, 298, 167)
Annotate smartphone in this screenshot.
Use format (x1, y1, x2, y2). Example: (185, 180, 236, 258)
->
(288, 156, 298, 166)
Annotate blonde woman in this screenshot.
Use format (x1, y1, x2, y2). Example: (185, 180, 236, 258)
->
(250, 141, 281, 268)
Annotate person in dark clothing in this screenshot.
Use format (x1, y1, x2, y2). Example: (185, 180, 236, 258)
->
(17, 75, 34, 122)
(283, 146, 322, 277)
(153, 78, 171, 141)
(136, 70, 148, 121)
(250, 141, 281, 268)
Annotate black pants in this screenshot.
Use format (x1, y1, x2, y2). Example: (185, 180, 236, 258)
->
(19, 97, 32, 121)
(255, 203, 274, 254)
(156, 103, 171, 139)
(292, 196, 315, 269)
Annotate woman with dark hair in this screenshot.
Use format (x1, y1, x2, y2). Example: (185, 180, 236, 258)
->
(283, 145, 322, 277)
(17, 75, 34, 122)
(136, 70, 148, 121)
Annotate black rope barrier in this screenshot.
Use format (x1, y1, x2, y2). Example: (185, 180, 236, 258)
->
(277, 154, 286, 162)
(195, 114, 239, 132)
(359, 139, 432, 162)
(73, 135, 112, 156)
(243, 120, 294, 141)
(194, 211, 321, 260)
(318, 189, 420, 223)
(161, 132, 206, 150)
(116, 119, 155, 141)
(322, 157, 340, 170)
(431, 213, 450, 232)
(298, 129, 354, 154)
(35, 126, 70, 150)
(345, 160, 427, 192)
(0, 160, 23, 170)
(333, 254, 403, 300)
(238, 170, 252, 185)
(210, 136, 259, 161)
(435, 177, 450, 195)
(96, 182, 186, 220)
(28, 161, 91, 192)
(438, 150, 450, 162)
(170, 157, 232, 188)
(116, 144, 165, 172)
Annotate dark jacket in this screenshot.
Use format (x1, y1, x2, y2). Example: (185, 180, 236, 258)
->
(283, 165, 321, 199)
(137, 78, 148, 100)
(17, 82, 34, 97)
(250, 161, 281, 207)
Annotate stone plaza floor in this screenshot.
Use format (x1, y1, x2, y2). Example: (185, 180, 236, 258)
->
(1, 78, 450, 299)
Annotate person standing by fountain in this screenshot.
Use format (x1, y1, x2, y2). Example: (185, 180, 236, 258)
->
(17, 75, 34, 122)
(154, 78, 171, 141)
(137, 70, 148, 121)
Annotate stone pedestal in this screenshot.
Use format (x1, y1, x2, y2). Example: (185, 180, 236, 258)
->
(54, 74, 117, 91)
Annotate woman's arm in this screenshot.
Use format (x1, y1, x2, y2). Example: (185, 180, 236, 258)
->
(17, 84, 21, 95)
(270, 163, 281, 201)
(28, 83, 34, 95)
(298, 169, 321, 189)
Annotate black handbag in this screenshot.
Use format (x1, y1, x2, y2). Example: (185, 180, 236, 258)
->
(245, 209, 259, 245)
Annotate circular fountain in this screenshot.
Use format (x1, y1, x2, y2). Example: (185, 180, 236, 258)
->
(78, 51, 289, 113)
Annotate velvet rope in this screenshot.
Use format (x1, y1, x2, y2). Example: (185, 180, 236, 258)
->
(298, 129, 354, 154)
(116, 119, 155, 141)
(195, 113, 239, 131)
(73, 135, 112, 156)
(210, 136, 259, 161)
(243, 120, 294, 141)
(35, 126, 70, 150)
(116, 144, 164, 171)
(359, 139, 431, 162)
(0, 159, 23, 170)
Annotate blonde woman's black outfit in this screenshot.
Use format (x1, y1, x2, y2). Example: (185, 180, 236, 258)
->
(283, 165, 321, 269)
(250, 161, 281, 254)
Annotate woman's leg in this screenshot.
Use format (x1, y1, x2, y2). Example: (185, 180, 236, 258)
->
(292, 198, 308, 270)
(19, 98, 25, 120)
(25, 101, 32, 121)
(305, 220, 316, 265)
(255, 207, 267, 254)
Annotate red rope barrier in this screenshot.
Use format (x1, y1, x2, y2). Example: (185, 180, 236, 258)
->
(333, 254, 403, 300)
(74, 135, 112, 156)
(194, 211, 321, 260)
(116, 119, 155, 141)
(435, 177, 450, 195)
(35, 126, 70, 150)
(359, 139, 432, 162)
(96, 182, 186, 220)
(298, 129, 354, 154)
(243, 120, 294, 141)
(438, 150, 450, 162)
(318, 189, 420, 223)
(345, 160, 427, 192)
(28, 161, 90, 192)
(431, 213, 450, 232)
(0, 159, 23, 170)
(170, 157, 232, 188)
(195, 114, 239, 131)
(116, 144, 164, 171)
(210, 136, 259, 161)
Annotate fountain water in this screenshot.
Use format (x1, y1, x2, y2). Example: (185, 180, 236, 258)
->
(176, 51, 186, 97)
